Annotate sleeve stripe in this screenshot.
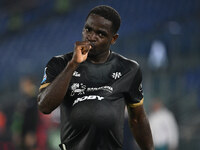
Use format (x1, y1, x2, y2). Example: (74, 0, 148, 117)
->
(39, 83, 50, 90)
(128, 98, 144, 108)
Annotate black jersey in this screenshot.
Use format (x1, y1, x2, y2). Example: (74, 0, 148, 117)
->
(40, 51, 144, 150)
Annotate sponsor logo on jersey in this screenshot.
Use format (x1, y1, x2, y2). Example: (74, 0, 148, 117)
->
(70, 83, 113, 96)
(71, 83, 86, 96)
(73, 71, 81, 77)
(87, 86, 113, 93)
(73, 95, 104, 105)
(112, 72, 122, 79)
(41, 67, 47, 83)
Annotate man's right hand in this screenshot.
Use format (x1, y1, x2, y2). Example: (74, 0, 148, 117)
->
(38, 41, 93, 114)
(71, 41, 92, 64)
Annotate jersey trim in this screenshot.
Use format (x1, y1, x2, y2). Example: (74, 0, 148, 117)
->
(39, 83, 50, 90)
(128, 98, 144, 108)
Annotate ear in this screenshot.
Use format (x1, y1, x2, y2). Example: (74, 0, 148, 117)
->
(111, 34, 119, 45)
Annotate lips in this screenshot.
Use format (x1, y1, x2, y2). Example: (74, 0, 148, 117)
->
(90, 42, 95, 49)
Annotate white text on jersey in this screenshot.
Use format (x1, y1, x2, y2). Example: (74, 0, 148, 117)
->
(73, 95, 104, 105)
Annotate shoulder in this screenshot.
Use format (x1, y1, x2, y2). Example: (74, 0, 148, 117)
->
(48, 52, 73, 65)
(44, 52, 73, 77)
(111, 51, 140, 70)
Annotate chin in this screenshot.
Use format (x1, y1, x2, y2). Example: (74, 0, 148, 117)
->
(88, 52, 96, 58)
(88, 49, 97, 57)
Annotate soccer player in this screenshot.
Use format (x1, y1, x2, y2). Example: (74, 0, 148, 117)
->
(38, 5, 154, 150)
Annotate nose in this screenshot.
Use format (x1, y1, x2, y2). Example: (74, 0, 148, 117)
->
(87, 31, 97, 42)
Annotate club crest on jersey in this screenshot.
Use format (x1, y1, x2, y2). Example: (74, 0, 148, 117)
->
(112, 72, 122, 79)
(71, 83, 86, 96)
(73, 71, 80, 77)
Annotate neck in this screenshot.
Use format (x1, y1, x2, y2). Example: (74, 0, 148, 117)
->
(88, 50, 110, 64)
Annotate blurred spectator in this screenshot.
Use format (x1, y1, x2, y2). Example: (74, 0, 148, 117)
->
(148, 40, 168, 71)
(47, 107, 61, 150)
(36, 108, 60, 150)
(0, 106, 7, 135)
(0, 106, 13, 150)
(36, 112, 51, 150)
(149, 98, 179, 150)
(11, 76, 38, 150)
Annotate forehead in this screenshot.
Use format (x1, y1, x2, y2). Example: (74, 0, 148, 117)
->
(85, 14, 113, 32)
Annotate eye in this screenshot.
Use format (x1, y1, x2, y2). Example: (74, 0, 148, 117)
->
(85, 27, 91, 32)
(98, 33, 104, 37)
(98, 32, 106, 38)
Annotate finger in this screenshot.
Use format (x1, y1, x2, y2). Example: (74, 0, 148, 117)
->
(75, 41, 90, 46)
(75, 41, 92, 55)
(81, 45, 92, 54)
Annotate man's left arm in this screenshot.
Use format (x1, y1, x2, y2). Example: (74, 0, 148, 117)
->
(127, 103, 154, 150)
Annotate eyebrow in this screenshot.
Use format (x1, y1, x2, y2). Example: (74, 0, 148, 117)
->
(84, 24, 109, 36)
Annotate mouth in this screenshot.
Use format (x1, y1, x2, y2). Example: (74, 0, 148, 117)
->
(90, 42, 95, 50)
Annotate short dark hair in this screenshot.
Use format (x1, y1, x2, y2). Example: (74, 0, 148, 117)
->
(86, 5, 121, 34)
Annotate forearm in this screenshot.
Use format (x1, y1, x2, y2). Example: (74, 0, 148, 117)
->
(128, 105, 154, 150)
(37, 60, 79, 114)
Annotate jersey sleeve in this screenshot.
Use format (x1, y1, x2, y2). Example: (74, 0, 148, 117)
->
(125, 66, 144, 107)
(39, 56, 66, 90)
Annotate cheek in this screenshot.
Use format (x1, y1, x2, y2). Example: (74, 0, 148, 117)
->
(82, 32, 87, 41)
(100, 39, 111, 48)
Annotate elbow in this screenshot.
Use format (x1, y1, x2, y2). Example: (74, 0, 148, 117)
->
(38, 105, 52, 114)
(37, 95, 52, 114)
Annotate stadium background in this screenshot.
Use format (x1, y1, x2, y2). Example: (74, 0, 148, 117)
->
(0, 0, 200, 149)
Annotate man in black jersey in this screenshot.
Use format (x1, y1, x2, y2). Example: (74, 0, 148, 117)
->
(38, 5, 154, 150)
